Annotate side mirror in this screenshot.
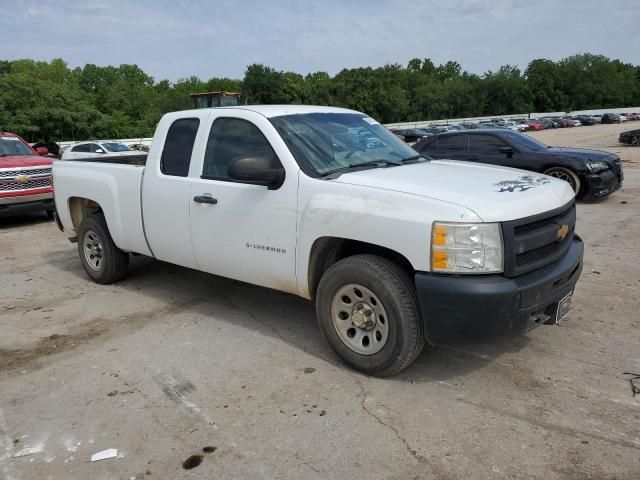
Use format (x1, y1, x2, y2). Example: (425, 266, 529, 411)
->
(95, 149, 105, 153)
(36, 147, 48, 156)
(228, 156, 285, 190)
(499, 146, 514, 157)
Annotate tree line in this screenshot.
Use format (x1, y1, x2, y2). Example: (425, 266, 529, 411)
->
(1, 53, 638, 142)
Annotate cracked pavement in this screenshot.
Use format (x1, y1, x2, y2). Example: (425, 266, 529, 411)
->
(1, 125, 640, 479)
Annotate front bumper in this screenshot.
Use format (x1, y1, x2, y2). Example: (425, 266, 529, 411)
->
(0, 193, 55, 215)
(415, 236, 584, 345)
(584, 169, 622, 198)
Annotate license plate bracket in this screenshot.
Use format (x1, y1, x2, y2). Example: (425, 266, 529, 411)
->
(556, 290, 573, 323)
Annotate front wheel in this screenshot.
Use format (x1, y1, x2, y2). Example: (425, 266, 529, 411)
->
(77, 214, 129, 284)
(544, 167, 581, 194)
(315, 255, 424, 377)
(631, 136, 640, 147)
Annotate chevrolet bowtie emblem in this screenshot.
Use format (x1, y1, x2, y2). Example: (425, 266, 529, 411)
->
(557, 224, 569, 241)
(15, 175, 31, 184)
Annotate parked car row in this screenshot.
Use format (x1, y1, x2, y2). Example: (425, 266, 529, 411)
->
(391, 112, 640, 143)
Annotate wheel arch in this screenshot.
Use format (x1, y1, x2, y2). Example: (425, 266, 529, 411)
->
(307, 236, 415, 301)
(68, 196, 104, 233)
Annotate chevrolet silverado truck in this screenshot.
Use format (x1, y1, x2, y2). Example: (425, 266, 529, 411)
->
(53, 106, 583, 376)
(1, 132, 55, 216)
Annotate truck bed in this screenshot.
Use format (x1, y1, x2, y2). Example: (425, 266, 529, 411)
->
(53, 159, 152, 256)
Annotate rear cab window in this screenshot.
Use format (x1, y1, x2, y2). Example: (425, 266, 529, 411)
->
(161, 118, 200, 177)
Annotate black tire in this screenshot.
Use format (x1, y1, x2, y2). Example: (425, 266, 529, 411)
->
(544, 166, 581, 195)
(77, 214, 129, 284)
(315, 254, 424, 377)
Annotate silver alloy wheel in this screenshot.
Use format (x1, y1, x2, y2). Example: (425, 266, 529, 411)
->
(330, 283, 389, 355)
(545, 167, 579, 193)
(632, 136, 640, 147)
(83, 229, 104, 272)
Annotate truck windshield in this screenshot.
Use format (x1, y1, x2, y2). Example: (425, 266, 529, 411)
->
(270, 113, 419, 176)
(0, 137, 33, 156)
(103, 143, 131, 152)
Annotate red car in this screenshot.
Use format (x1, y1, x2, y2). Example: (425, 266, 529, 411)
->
(0, 132, 55, 216)
(523, 120, 545, 131)
(556, 118, 576, 128)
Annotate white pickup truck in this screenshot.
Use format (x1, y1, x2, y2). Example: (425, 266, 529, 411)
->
(53, 106, 583, 376)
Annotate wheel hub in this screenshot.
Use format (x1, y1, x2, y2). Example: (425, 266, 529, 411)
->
(351, 303, 376, 330)
(83, 229, 104, 271)
(330, 283, 389, 355)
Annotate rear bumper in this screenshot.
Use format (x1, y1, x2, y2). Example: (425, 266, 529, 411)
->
(415, 236, 584, 345)
(584, 169, 622, 198)
(0, 193, 55, 215)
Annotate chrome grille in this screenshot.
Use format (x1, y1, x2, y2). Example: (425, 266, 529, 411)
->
(0, 167, 51, 178)
(0, 167, 52, 192)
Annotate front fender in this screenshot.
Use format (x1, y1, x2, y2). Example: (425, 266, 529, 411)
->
(295, 176, 480, 297)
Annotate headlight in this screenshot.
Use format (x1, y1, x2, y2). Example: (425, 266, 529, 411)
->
(431, 222, 503, 274)
(586, 160, 609, 173)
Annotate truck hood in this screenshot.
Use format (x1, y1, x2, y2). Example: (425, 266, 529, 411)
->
(0, 155, 53, 168)
(332, 160, 574, 222)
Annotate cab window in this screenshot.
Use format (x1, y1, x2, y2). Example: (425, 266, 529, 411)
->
(161, 118, 200, 177)
(202, 117, 280, 181)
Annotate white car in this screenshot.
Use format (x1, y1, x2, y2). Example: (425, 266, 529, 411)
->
(618, 114, 628, 122)
(61, 141, 134, 160)
(52, 105, 583, 376)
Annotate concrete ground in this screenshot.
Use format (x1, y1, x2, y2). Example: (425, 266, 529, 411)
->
(1, 123, 639, 479)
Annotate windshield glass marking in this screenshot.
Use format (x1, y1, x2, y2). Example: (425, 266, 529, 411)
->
(270, 113, 419, 176)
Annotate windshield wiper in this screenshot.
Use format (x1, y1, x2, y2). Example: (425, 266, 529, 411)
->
(400, 154, 431, 163)
(348, 159, 402, 169)
(320, 159, 402, 178)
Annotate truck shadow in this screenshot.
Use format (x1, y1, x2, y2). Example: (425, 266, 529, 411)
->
(0, 212, 52, 229)
(44, 251, 529, 384)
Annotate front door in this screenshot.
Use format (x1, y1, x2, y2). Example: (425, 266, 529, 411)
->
(189, 112, 299, 294)
(467, 133, 528, 170)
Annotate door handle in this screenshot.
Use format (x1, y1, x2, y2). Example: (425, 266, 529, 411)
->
(193, 195, 218, 205)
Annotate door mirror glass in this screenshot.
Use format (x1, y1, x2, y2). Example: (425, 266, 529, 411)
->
(228, 156, 285, 189)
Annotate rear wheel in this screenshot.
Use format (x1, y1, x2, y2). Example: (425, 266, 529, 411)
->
(315, 255, 424, 377)
(632, 136, 640, 147)
(77, 214, 129, 284)
(544, 167, 581, 194)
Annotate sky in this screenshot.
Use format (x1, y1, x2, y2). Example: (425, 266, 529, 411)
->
(1, 0, 639, 82)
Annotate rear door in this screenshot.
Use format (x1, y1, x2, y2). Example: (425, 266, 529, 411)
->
(188, 111, 298, 293)
(142, 114, 206, 269)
